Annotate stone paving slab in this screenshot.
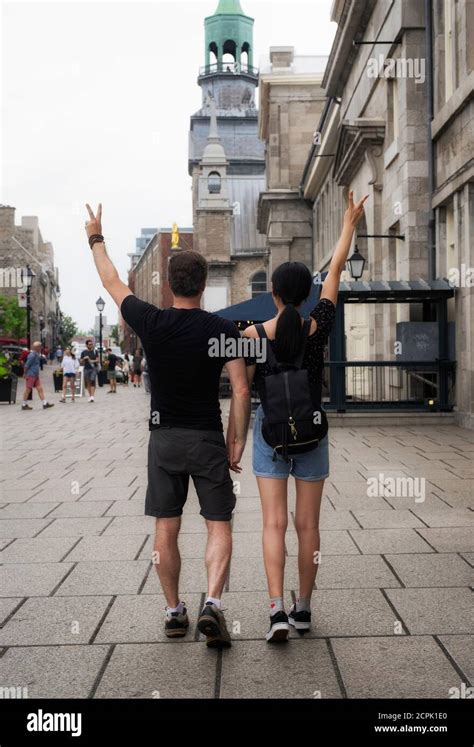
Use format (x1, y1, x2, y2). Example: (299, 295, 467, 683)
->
(438, 635, 474, 683)
(349, 528, 434, 554)
(0, 537, 79, 563)
(0, 595, 112, 645)
(416, 527, 474, 552)
(0, 598, 24, 625)
(0, 562, 74, 597)
(65, 534, 147, 562)
(385, 588, 473, 634)
(220, 639, 343, 698)
(0, 502, 59, 518)
(54, 561, 150, 596)
(0, 645, 110, 698)
(316, 555, 401, 589)
(384, 553, 474, 587)
(331, 636, 462, 698)
(94, 643, 216, 698)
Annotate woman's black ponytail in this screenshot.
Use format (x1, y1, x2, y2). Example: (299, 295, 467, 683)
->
(272, 262, 313, 362)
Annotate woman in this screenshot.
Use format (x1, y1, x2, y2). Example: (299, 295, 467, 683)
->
(228, 191, 368, 642)
(60, 347, 79, 402)
(132, 349, 143, 388)
(122, 353, 130, 385)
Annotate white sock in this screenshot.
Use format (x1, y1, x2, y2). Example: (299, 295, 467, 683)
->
(167, 601, 185, 614)
(296, 597, 311, 612)
(270, 597, 284, 615)
(22, 401, 27, 406)
(204, 596, 221, 609)
(42, 400, 47, 405)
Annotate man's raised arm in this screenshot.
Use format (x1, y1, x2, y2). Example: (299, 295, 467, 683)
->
(85, 203, 133, 308)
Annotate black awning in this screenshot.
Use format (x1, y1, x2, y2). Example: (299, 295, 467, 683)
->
(338, 278, 455, 302)
(214, 279, 323, 322)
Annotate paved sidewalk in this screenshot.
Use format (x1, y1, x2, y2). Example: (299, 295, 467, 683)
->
(0, 365, 472, 699)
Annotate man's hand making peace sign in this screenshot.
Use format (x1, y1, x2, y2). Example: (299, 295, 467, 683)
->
(85, 203, 133, 308)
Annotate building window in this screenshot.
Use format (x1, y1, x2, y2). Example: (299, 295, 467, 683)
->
(208, 171, 221, 194)
(251, 271, 267, 297)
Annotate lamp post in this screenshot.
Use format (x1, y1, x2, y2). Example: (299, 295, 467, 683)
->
(96, 296, 105, 368)
(346, 244, 366, 281)
(24, 266, 36, 349)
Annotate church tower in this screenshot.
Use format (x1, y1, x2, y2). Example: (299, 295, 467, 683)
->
(189, 0, 267, 312)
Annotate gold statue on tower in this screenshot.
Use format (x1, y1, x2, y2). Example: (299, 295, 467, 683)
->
(171, 223, 180, 249)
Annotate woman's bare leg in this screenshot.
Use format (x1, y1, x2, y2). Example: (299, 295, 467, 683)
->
(257, 476, 288, 598)
(294, 478, 324, 598)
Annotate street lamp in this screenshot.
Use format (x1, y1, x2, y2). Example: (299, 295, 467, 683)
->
(25, 266, 36, 349)
(347, 244, 366, 281)
(96, 296, 105, 367)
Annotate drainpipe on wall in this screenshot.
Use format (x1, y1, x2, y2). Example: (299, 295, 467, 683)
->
(425, 0, 436, 280)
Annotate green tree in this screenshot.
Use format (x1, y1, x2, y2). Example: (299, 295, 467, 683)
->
(110, 324, 119, 344)
(0, 295, 26, 340)
(58, 314, 78, 348)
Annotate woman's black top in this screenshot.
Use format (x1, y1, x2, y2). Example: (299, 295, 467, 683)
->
(247, 298, 336, 406)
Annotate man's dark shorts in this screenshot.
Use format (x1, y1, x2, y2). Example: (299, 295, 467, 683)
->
(146, 427, 236, 521)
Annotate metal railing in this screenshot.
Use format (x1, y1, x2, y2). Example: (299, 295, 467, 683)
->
(324, 360, 456, 411)
(199, 62, 258, 77)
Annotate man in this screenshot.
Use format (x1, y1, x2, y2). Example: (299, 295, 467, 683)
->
(85, 203, 250, 647)
(80, 339, 99, 402)
(21, 341, 54, 411)
(106, 348, 118, 393)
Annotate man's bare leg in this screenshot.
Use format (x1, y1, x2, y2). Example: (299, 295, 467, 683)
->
(153, 517, 181, 608)
(197, 519, 233, 647)
(205, 519, 232, 598)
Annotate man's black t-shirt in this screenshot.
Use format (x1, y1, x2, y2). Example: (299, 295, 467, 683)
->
(107, 353, 118, 371)
(121, 295, 242, 431)
(80, 348, 98, 370)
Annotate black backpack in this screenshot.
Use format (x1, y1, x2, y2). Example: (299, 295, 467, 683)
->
(255, 320, 328, 462)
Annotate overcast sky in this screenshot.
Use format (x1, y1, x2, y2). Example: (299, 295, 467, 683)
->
(1, 0, 336, 330)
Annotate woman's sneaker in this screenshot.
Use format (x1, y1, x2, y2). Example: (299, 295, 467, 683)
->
(197, 603, 231, 648)
(265, 610, 290, 642)
(288, 604, 311, 631)
(164, 606, 189, 638)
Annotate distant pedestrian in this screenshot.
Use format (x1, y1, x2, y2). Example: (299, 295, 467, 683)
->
(60, 347, 79, 402)
(80, 339, 99, 402)
(21, 341, 54, 411)
(106, 347, 118, 393)
(55, 345, 63, 363)
(132, 349, 143, 387)
(122, 354, 130, 384)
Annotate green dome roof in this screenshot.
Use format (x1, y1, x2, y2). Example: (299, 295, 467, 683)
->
(214, 0, 245, 15)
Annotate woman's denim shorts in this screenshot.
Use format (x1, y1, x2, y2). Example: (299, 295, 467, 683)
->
(252, 405, 330, 481)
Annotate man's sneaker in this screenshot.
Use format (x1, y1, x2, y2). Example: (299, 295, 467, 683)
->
(265, 610, 290, 642)
(288, 604, 311, 631)
(164, 606, 189, 638)
(21, 404, 33, 411)
(197, 603, 231, 648)
(42, 402, 54, 409)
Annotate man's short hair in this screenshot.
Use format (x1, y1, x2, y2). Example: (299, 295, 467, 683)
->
(168, 251, 208, 298)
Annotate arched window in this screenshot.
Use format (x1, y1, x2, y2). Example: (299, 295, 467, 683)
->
(208, 171, 221, 194)
(251, 271, 267, 298)
(222, 39, 237, 70)
(209, 42, 218, 69)
(241, 42, 250, 72)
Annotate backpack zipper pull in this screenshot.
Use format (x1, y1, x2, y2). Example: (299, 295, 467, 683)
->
(288, 416, 298, 440)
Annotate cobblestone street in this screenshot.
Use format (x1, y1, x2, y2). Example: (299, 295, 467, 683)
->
(0, 365, 472, 699)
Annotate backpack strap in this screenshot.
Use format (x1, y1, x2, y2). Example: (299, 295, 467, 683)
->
(255, 323, 279, 371)
(294, 319, 311, 369)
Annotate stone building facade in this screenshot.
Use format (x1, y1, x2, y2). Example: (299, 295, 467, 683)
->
(0, 205, 61, 350)
(257, 47, 328, 276)
(431, 0, 474, 428)
(188, 0, 267, 311)
(300, 0, 473, 426)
